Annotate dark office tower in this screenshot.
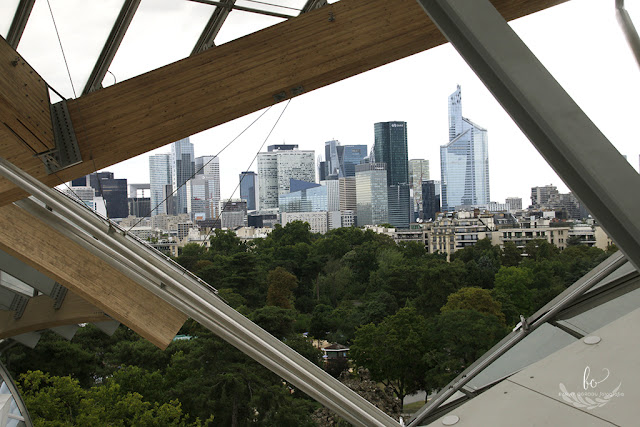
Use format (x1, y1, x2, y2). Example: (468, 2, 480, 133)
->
(388, 184, 411, 228)
(318, 160, 328, 182)
(239, 171, 257, 211)
(422, 180, 441, 221)
(373, 122, 409, 186)
(72, 172, 128, 218)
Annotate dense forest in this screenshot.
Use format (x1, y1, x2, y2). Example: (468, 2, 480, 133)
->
(2, 222, 614, 426)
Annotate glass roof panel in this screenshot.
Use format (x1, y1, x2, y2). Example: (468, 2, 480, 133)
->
(214, 9, 285, 45)
(106, 0, 212, 87)
(0, 271, 34, 299)
(0, 0, 20, 38)
(16, 0, 125, 99)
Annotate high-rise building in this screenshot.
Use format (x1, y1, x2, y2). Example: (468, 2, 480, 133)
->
(239, 171, 257, 211)
(505, 197, 523, 212)
(149, 153, 171, 216)
(257, 146, 315, 210)
(323, 140, 367, 178)
(388, 184, 411, 228)
(409, 159, 430, 219)
(72, 171, 128, 218)
(440, 85, 490, 211)
(189, 155, 220, 219)
(373, 121, 409, 227)
(373, 122, 409, 186)
(221, 199, 247, 229)
(171, 138, 195, 214)
(355, 163, 388, 226)
(422, 180, 441, 221)
(339, 177, 357, 213)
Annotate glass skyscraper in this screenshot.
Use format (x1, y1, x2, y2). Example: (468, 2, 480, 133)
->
(171, 138, 195, 215)
(440, 86, 490, 212)
(323, 140, 367, 178)
(149, 153, 171, 216)
(355, 163, 388, 226)
(373, 121, 410, 227)
(239, 171, 257, 211)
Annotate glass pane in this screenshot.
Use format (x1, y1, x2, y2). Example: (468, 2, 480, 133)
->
(0, 0, 20, 38)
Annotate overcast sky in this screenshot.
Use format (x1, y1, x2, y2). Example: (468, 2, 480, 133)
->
(2, 0, 638, 207)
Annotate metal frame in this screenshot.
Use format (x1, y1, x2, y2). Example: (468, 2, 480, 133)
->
(192, 0, 236, 54)
(301, 0, 328, 14)
(417, 0, 640, 273)
(82, 0, 141, 95)
(188, 0, 296, 19)
(0, 359, 31, 426)
(6, 0, 35, 49)
(616, 0, 640, 68)
(0, 157, 398, 427)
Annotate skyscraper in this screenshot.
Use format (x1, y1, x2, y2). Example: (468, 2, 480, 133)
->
(409, 159, 430, 219)
(422, 180, 441, 221)
(239, 171, 257, 211)
(373, 122, 409, 186)
(71, 172, 128, 218)
(440, 85, 490, 212)
(257, 146, 315, 210)
(190, 155, 220, 219)
(149, 154, 171, 216)
(373, 121, 410, 227)
(323, 140, 367, 178)
(355, 163, 388, 226)
(171, 138, 195, 214)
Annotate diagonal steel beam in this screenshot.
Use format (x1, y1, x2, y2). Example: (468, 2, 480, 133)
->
(301, 0, 328, 14)
(6, 0, 35, 49)
(82, 0, 141, 95)
(191, 0, 236, 55)
(417, 0, 640, 272)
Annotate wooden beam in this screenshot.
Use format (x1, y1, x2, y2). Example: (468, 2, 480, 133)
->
(0, 203, 187, 349)
(0, 0, 567, 204)
(0, 290, 110, 339)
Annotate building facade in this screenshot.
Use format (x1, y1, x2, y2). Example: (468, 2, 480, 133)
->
(171, 138, 195, 215)
(149, 153, 171, 216)
(355, 163, 388, 226)
(409, 159, 430, 219)
(422, 180, 441, 221)
(257, 146, 315, 210)
(239, 171, 257, 211)
(440, 85, 490, 211)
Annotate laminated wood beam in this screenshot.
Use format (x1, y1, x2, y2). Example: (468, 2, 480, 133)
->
(0, 203, 187, 349)
(0, 291, 110, 339)
(0, 0, 566, 205)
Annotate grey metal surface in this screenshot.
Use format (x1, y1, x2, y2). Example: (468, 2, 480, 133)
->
(5, 0, 35, 49)
(82, 0, 141, 95)
(616, 0, 640, 69)
(0, 158, 398, 427)
(408, 251, 626, 426)
(191, 0, 235, 54)
(301, 0, 328, 14)
(38, 101, 82, 174)
(416, 0, 640, 272)
(0, 249, 58, 296)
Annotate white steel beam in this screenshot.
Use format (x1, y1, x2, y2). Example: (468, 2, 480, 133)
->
(416, 0, 640, 272)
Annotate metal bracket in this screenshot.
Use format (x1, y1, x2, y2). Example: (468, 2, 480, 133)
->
(50, 282, 68, 310)
(37, 100, 82, 174)
(9, 294, 28, 320)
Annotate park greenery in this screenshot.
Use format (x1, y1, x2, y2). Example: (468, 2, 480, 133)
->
(1, 222, 615, 425)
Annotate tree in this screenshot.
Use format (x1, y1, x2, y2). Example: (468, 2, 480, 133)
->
(350, 307, 429, 405)
(501, 241, 522, 267)
(425, 310, 509, 389)
(492, 266, 535, 323)
(441, 287, 505, 325)
(250, 306, 297, 338)
(266, 267, 298, 309)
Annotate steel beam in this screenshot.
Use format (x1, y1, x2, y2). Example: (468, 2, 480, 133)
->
(82, 0, 141, 95)
(188, 0, 295, 19)
(191, 0, 236, 54)
(417, 0, 640, 272)
(301, 0, 328, 14)
(6, 0, 35, 49)
(616, 0, 640, 68)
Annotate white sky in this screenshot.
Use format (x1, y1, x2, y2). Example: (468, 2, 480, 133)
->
(1, 0, 638, 206)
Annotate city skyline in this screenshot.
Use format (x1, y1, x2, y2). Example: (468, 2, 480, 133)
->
(8, 1, 637, 209)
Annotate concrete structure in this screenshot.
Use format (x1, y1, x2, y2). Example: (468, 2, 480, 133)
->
(440, 85, 490, 211)
(280, 211, 338, 234)
(220, 199, 247, 229)
(505, 197, 523, 211)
